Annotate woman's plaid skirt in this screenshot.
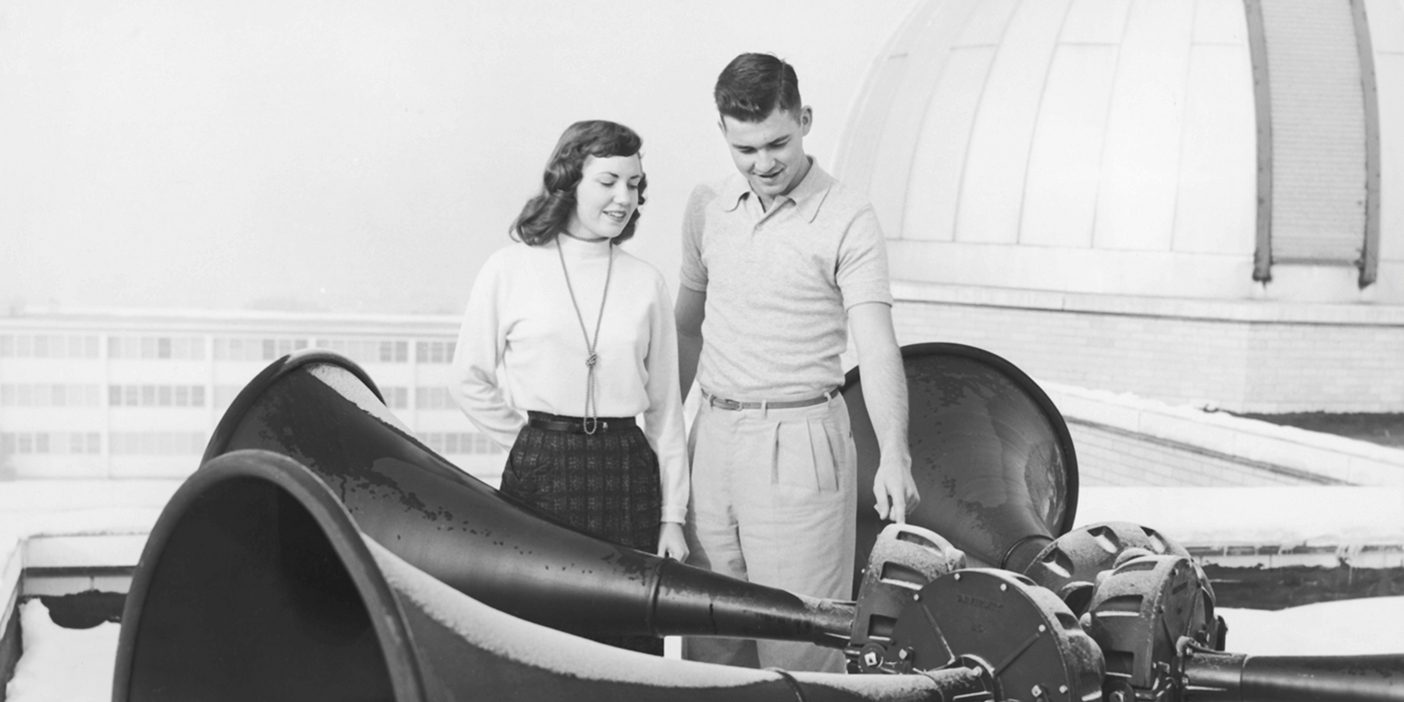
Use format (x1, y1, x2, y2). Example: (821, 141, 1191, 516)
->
(501, 416, 663, 655)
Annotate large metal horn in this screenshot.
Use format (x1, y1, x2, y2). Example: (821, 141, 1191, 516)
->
(843, 342, 1079, 581)
(112, 450, 987, 702)
(1179, 646, 1404, 702)
(200, 351, 852, 648)
(1090, 552, 1404, 702)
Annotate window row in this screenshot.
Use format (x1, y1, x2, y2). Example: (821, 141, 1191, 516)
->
(108, 336, 207, 360)
(313, 339, 409, 364)
(374, 387, 477, 412)
(417, 432, 503, 456)
(109, 384, 207, 407)
(416, 387, 456, 410)
(1, 384, 103, 407)
(362, 386, 465, 412)
(1, 334, 205, 360)
(214, 337, 309, 361)
(1, 432, 102, 455)
(0, 383, 476, 411)
(1, 335, 459, 364)
(109, 432, 207, 455)
(416, 340, 457, 364)
(1, 383, 210, 408)
(0, 334, 101, 359)
(1, 430, 491, 458)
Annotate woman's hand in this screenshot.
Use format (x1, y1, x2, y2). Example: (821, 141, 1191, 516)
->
(656, 522, 689, 561)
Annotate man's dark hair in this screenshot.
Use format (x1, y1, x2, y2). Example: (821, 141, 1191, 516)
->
(713, 52, 802, 122)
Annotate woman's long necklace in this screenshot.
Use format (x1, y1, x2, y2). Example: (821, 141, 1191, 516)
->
(557, 237, 613, 435)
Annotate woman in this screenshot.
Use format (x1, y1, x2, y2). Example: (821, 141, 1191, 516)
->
(450, 120, 688, 655)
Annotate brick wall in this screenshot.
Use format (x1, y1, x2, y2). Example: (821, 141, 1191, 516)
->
(892, 284, 1404, 413)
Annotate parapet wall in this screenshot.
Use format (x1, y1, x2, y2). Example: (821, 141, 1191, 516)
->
(893, 282, 1404, 414)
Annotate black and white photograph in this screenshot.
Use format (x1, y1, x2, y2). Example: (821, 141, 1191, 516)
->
(3, 1, 1403, 700)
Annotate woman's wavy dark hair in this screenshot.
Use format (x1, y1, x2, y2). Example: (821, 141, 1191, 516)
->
(511, 120, 647, 246)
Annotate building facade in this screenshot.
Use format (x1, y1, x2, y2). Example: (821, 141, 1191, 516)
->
(0, 308, 503, 483)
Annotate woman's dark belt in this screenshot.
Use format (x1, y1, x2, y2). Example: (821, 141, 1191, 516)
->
(527, 411, 637, 434)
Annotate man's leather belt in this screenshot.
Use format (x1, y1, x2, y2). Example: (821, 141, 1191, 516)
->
(527, 411, 637, 434)
(703, 389, 836, 411)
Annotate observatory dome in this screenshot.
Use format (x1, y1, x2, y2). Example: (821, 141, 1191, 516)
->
(838, 0, 1404, 304)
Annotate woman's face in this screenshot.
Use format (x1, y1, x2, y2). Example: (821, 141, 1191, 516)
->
(564, 154, 643, 241)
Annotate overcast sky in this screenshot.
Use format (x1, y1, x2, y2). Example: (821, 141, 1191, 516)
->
(0, 0, 919, 315)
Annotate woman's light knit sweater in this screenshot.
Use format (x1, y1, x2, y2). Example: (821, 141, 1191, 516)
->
(451, 234, 689, 524)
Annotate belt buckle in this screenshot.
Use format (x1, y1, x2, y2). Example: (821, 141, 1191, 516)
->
(711, 396, 743, 411)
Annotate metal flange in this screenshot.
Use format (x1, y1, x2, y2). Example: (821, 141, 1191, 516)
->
(879, 568, 1105, 702)
(1084, 553, 1222, 700)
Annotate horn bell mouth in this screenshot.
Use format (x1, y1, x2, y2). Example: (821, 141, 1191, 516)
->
(112, 448, 427, 702)
(844, 342, 1079, 584)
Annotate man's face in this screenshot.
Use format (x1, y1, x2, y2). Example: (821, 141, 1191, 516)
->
(720, 106, 812, 208)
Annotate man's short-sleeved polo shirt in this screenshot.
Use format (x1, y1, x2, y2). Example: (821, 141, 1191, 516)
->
(679, 161, 894, 400)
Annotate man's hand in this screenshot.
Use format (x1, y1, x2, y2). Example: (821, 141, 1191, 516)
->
(872, 455, 920, 523)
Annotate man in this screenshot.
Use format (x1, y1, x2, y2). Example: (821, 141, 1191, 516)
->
(676, 52, 920, 673)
